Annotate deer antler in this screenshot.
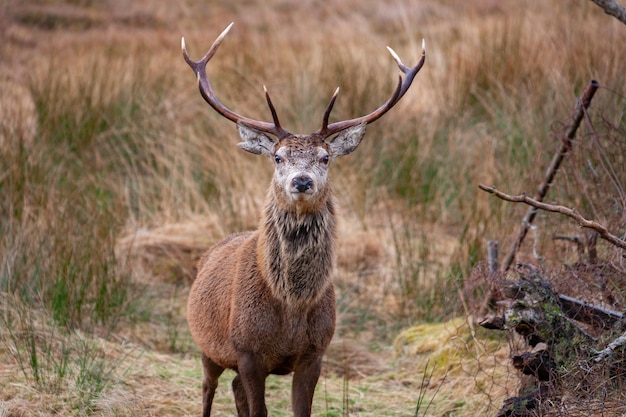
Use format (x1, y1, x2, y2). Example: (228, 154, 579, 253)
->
(317, 39, 426, 139)
(183, 23, 425, 141)
(182, 23, 291, 139)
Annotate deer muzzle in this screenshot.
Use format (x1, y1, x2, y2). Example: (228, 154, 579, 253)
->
(292, 176, 313, 193)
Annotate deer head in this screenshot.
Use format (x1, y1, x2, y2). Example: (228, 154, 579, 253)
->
(181, 23, 425, 212)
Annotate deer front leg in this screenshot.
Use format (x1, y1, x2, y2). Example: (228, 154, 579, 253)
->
(237, 351, 268, 417)
(201, 353, 225, 417)
(232, 373, 249, 417)
(291, 355, 323, 417)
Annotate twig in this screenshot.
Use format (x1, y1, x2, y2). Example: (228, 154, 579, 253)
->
(593, 332, 626, 362)
(588, 0, 626, 25)
(479, 184, 626, 250)
(499, 80, 601, 272)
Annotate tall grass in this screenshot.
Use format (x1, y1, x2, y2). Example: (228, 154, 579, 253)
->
(372, 2, 626, 279)
(1, 39, 180, 410)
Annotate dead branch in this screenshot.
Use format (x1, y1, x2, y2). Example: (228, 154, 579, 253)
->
(558, 293, 625, 329)
(588, 0, 626, 25)
(479, 315, 505, 330)
(593, 331, 626, 362)
(499, 80, 600, 272)
(479, 184, 626, 250)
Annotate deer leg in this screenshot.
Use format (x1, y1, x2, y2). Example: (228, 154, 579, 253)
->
(232, 373, 249, 417)
(201, 353, 224, 417)
(291, 355, 323, 417)
(237, 351, 268, 417)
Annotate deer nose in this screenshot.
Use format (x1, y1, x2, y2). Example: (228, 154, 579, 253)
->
(292, 176, 313, 193)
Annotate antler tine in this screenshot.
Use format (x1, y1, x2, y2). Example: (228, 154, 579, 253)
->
(318, 39, 426, 139)
(263, 85, 284, 133)
(182, 23, 291, 139)
(182, 22, 233, 72)
(320, 87, 341, 134)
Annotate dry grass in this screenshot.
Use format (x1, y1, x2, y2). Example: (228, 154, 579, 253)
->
(1, 0, 625, 415)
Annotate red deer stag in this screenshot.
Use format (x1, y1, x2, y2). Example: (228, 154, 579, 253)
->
(182, 23, 425, 417)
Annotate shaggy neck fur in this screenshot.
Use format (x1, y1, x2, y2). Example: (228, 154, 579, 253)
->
(258, 185, 336, 309)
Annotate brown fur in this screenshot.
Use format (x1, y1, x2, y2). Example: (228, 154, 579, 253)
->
(187, 193, 337, 368)
(186, 129, 348, 416)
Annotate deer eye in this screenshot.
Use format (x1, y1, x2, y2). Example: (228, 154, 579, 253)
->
(320, 155, 329, 165)
(274, 155, 283, 164)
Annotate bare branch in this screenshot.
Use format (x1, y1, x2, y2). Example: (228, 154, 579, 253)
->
(558, 293, 625, 329)
(499, 80, 600, 272)
(588, 0, 626, 25)
(593, 332, 626, 362)
(479, 184, 626, 250)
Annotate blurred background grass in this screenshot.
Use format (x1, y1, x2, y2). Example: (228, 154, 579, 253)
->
(0, 0, 624, 415)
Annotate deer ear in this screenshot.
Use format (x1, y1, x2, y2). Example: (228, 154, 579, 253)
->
(327, 123, 367, 157)
(236, 123, 276, 156)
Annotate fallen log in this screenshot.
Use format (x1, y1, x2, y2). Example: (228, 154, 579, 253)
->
(500, 271, 593, 356)
(479, 266, 626, 416)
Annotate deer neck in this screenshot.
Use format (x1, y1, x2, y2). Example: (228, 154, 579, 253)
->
(258, 189, 336, 309)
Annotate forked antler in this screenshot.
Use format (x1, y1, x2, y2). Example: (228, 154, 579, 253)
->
(182, 23, 291, 139)
(317, 42, 425, 138)
(182, 23, 426, 140)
